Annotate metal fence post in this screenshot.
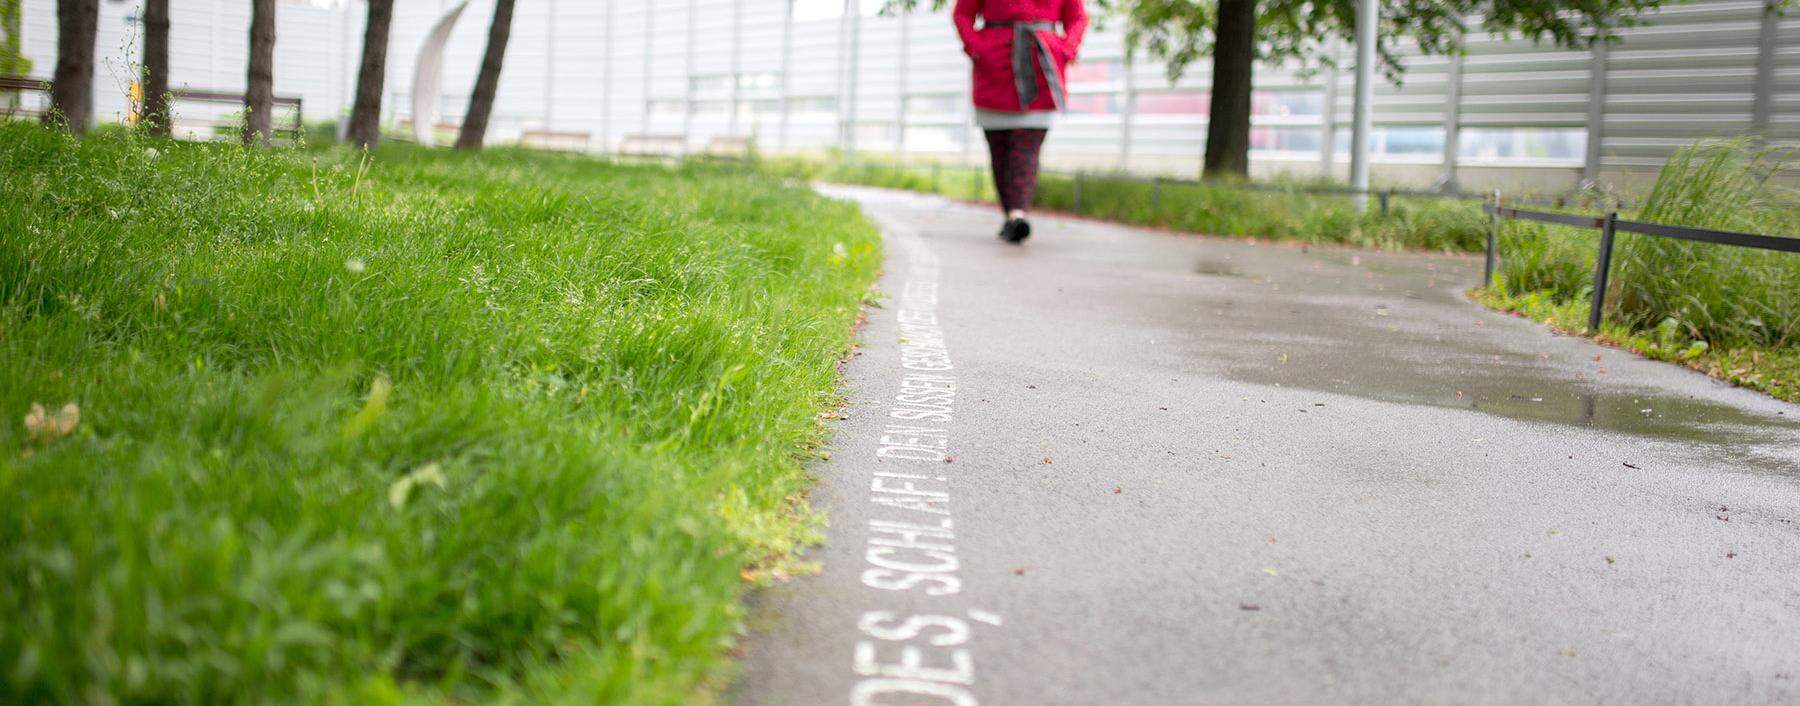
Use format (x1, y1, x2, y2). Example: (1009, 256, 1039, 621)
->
(1588, 211, 1619, 331)
(1484, 189, 1500, 287)
(1378, 189, 1391, 217)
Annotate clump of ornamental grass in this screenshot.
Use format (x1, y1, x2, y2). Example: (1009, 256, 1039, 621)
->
(1612, 139, 1800, 348)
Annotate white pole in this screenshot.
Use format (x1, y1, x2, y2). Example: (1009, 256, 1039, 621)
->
(1348, 0, 1377, 212)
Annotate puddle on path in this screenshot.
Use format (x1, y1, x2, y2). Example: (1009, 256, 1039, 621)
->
(1150, 244, 1800, 474)
(1193, 259, 1245, 278)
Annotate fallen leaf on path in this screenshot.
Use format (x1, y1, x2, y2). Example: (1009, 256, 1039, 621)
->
(1262, 567, 1279, 576)
(1040, 457, 1052, 465)
(1239, 603, 1262, 612)
(1112, 487, 1122, 494)
(1725, 550, 1737, 558)
(1623, 462, 1640, 469)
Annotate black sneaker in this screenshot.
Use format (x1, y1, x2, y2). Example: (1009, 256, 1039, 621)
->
(999, 217, 1032, 244)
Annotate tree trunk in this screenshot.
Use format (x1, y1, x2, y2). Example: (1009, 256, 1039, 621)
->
(455, 0, 517, 151)
(346, 0, 394, 149)
(47, 0, 98, 134)
(1203, 0, 1256, 179)
(243, 0, 276, 146)
(142, 0, 171, 137)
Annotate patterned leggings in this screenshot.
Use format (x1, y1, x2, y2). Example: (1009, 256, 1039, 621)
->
(984, 128, 1047, 214)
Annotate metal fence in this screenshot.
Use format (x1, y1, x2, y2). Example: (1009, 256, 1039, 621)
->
(1482, 202, 1800, 330)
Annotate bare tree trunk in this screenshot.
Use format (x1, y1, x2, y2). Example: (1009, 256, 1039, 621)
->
(1203, 0, 1255, 179)
(346, 0, 394, 149)
(455, 0, 517, 151)
(142, 0, 171, 137)
(47, 0, 98, 133)
(243, 0, 276, 146)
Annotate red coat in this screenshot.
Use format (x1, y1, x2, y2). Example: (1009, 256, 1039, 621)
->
(955, 0, 1089, 113)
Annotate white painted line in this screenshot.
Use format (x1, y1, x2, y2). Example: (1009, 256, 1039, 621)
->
(849, 214, 998, 706)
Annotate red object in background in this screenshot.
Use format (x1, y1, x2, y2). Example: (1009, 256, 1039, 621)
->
(953, 0, 1089, 113)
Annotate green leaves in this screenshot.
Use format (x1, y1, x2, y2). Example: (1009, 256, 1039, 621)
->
(883, 0, 1670, 83)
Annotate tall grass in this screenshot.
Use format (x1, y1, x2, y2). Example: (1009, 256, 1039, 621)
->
(0, 122, 880, 703)
(1487, 139, 1799, 400)
(1614, 140, 1800, 348)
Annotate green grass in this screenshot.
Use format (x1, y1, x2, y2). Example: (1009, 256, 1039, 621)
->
(762, 155, 1490, 253)
(0, 122, 881, 704)
(1483, 140, 1799, 402)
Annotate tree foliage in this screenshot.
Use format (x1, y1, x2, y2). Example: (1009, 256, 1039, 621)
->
(1102, 0, 1667, 83)
(882, 0, 1669, 84)
(1, 0, 30, 77)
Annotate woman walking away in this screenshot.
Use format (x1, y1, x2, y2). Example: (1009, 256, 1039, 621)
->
(955, 0, 1087, 244)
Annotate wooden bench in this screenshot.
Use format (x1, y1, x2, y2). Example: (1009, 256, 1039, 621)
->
(521, 129, 591, 151)
(619, 133, 687, 158)
(704, 134, 755, 158)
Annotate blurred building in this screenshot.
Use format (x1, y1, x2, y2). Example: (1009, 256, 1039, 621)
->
(12, 0, 1797, 193)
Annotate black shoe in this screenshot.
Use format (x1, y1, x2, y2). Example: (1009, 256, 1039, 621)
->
(999, 217, 1032, 244)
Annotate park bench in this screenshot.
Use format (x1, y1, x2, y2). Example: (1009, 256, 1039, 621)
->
(0, 75, 50, 121)
(704, 134, 755, 158)
(619, 133, 687, 159)
(521, 128, 592, 152)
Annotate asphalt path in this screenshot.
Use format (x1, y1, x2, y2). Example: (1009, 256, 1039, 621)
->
(732, 186, 1800, 706)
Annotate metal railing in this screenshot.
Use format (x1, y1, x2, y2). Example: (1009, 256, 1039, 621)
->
(1482, 201, 1800, 331)
(864, 158, 1612, 217)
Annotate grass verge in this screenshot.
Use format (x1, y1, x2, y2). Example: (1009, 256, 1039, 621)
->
(0, 122, 881, 704)
(761, 156, 1491, 252)
(1479, 140, 1799, 403)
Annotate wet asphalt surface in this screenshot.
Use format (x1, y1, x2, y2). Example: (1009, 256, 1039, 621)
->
(732, 186, 1800, 706)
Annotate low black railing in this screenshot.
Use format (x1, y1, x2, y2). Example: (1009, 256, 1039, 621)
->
(1482, 201, 1800, 331)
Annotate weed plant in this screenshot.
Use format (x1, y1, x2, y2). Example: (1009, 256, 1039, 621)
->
(0, 122, 880, 703)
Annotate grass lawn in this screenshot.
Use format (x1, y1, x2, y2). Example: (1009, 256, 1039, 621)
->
(0, 123, 880, 704)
